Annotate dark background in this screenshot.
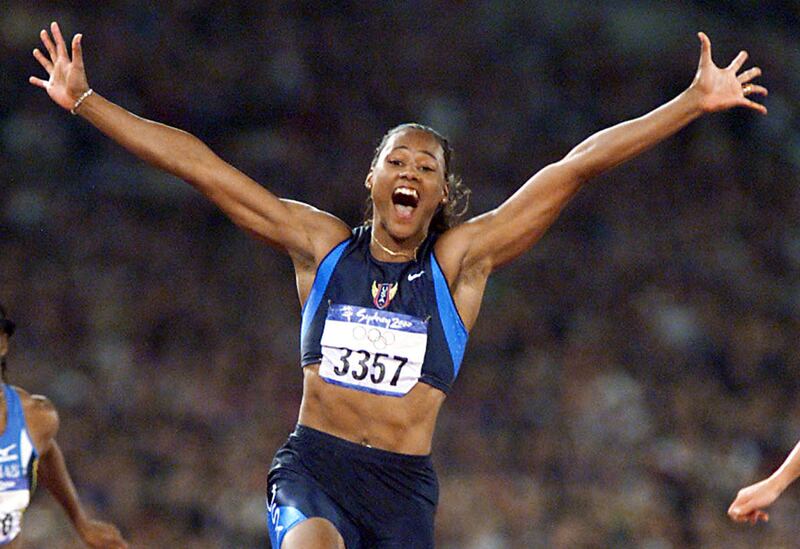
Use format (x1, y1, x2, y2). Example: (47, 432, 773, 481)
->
(2, 1, 800, 547)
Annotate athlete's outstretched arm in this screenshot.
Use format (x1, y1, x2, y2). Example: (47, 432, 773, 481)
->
(442, 33, 766, 277)
(728, 439, 800, 525)
(29, 396, 128, 548)
(28, 22, 349, 266)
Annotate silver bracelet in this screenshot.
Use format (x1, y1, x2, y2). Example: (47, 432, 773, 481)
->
(70, 88, 94, 115)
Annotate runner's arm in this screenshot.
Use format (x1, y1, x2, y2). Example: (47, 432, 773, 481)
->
(29, 22, 350, 262)
(444, 32, 766, 275)
(28, 395, 128, 548)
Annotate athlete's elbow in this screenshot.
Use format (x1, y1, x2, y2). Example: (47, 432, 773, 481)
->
(180, 152, 228, 193)
(562, 142, 624, 182)
(552, 156, 592, 186)
(157, 134, 215, 182)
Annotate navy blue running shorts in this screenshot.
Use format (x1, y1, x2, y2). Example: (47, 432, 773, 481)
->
(266, 425, 438, 548)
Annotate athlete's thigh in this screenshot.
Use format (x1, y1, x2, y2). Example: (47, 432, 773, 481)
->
(281, 517, 345, 549)
(268, 429, 366, 549)
(267, 468, 355, 549)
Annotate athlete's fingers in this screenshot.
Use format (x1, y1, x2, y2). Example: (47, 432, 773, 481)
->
(32, 48, 53, 74)
(737, 66, 761, 83)
(71, 33, 84, 69)
(39, 28, 57, 61)
(742, 98, 768, 115)
(749, 510, 768, 524)
(28, 76, 48, 89)
(697, 32, 712, 65)
(730, 512, 746, 522)
(50, 22, 68, 59)
(743, 84, 768, 97)
(728, 503, 751, 521)
(727, 50, 748, 73)
(730, 504, 769, 525)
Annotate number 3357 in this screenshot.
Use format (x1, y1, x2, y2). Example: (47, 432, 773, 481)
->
(334, 348, 408, 386)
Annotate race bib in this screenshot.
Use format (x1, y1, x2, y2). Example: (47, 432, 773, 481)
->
(319, 304, 428, 396)
(0, 490, 27, 544)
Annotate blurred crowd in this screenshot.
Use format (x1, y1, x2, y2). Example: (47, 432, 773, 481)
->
(2, 1, 800, 547)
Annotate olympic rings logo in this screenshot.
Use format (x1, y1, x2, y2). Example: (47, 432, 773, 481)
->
(352, 325, 396, 350)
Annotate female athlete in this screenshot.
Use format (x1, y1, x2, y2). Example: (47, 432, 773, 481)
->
(0, 304, 128, 548)
(29, 22, 766, 548)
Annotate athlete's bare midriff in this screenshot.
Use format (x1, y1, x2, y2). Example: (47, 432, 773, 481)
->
(298, 363, 446, 455)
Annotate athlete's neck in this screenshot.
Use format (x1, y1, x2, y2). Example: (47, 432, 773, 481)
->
(370, 228, 425, 262)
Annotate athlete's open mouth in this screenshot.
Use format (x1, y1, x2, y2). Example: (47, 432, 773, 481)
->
(392, 187, 419, 207)
(392, 187, 419, 219)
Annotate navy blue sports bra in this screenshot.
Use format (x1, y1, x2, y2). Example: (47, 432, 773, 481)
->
(300, 226, 467, 395)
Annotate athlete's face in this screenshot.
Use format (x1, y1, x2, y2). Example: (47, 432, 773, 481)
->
(366, 129, 448, 241)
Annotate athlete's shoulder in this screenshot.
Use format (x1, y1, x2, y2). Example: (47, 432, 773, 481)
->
(434, 218, 491, 272)
(12, 385, 53, 410)
(329, 224, 368, 252)
(278, 200, 352, 269)
(15, 387, 59, 444)
(283, 200, 352, 244)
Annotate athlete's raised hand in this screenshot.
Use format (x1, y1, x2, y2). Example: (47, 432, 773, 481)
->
(29, 22, 90, 112)
(728, 476, 779, 525)
(689, 32, 767, 115)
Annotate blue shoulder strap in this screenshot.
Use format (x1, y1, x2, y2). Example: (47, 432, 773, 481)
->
(300, 238, 350, 341)
(430, 253, 468, 377)
(2, 385, 22, 435)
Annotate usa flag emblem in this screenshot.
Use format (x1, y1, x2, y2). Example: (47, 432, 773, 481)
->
(371, 281, 398, 310)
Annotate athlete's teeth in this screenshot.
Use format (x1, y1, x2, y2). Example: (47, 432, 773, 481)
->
(395, 188, 418, 198)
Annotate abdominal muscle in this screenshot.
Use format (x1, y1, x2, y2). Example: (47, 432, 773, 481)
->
(298, 363, 446, 455)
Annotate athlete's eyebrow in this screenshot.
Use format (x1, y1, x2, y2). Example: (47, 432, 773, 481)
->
(389, 145, 438, 162)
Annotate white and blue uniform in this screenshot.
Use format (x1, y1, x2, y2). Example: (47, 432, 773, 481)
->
(0, 385, 38, 545)
(267, 226, 469, 548)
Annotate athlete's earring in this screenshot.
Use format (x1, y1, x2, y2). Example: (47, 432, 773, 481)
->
(365, 169, 374, 190)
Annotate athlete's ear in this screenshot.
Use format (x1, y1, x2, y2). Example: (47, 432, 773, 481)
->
(441, 180, 449, 204)
(365, 170, 373, 190)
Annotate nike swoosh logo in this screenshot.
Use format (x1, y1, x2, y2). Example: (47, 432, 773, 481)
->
(407, 271, 425, 282)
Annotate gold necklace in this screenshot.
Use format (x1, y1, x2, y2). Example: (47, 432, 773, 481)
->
(371, 232, 421, 261)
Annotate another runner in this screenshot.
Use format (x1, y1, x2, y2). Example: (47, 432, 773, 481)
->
(0, 303, 128, 548)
